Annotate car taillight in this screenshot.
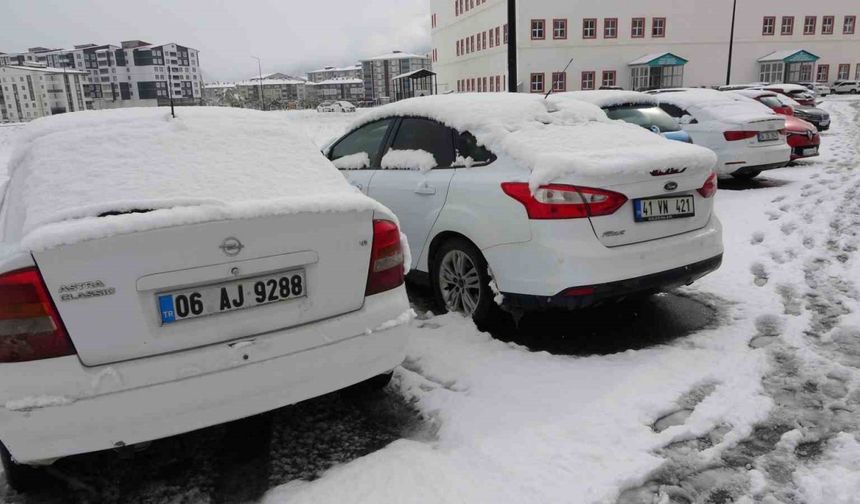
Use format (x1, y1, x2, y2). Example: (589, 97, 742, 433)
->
(365, 220, 405, 296)
(0, 267, 75, 363)
(697, 172, 718, 198)
(501, 182, 627, 219)
(723, 131, 757, 141)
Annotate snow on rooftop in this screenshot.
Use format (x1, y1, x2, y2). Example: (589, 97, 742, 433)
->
(307, 78, 363, 86)
(365, 51, 428, 61)
(308, 65, 361, 73)
(203, 83, 237, 89)
(235, 78, 306, 86)
(3, 108, 378, 250)
(351, 94, 716, 189)
(552, 90, 658, 109)
(3, 65, 87, 75)
(649, 88, 777, 123)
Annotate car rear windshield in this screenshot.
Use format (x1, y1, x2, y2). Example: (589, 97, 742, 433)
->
(604, 105, 680, 133)
(758, 96, 784, 109)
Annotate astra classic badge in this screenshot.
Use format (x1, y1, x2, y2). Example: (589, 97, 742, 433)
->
(650, 167, 687, 177)
(59, 281, 116, 302)
(219, 237, 244, 257)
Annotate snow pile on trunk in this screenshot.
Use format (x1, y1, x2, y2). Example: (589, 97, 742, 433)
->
(349, 94, 717, 190)
(3, 108, 381, 250)
(552, 90, 658, 109)
(381, 149, 437, 172)
(651, 88, 779, 124)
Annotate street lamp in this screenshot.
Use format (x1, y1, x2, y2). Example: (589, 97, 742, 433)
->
(251, 56, 264, 110)
(726, 0, 738, 85)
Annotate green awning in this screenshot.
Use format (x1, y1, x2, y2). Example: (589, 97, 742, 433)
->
(629, 52, 689, 67)
(757, 49, 820, 63)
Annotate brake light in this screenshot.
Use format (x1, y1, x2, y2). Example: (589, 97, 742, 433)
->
(723, 131, 757, 141)
(365, 220, 405, 296)
(0, 268, 75, 363)
(697, 172, 718, 198)
(501, 183, 628, 220)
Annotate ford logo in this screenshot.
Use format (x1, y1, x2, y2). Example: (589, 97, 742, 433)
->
(219, 237, 245, 257)
(664, 181, 678, 192)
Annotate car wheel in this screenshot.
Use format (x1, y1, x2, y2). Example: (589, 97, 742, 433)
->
(431, 238, 506, 329)
(1, 442, 41, 493)
(731, 170, 761, 180)
(851, 89, 858, 95)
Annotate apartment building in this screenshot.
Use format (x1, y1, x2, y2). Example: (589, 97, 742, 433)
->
(429, 0, 860, 93)
(0, 63, 87, 122)
(306, 65, 363, 83)
(0, 41, 204, 109)
(360, 51, 432, 104)
(235, 77, 306, 109)
(305, 78, 365, 105)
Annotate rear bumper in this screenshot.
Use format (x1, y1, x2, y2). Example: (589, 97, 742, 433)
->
(715, 143, 790, 176)
(503, 254, 723, 310)
(730, 161, 790, 176)
(0, 287, 411, 465)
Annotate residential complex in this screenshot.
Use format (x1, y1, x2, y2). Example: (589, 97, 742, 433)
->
(360, 51, 433, 104)
(0, 40, 203, 117)
(234, 76, 307, 108)
(0, 63, 88, 122)
(306, 65, 362, 83)
(429, 0, 860, 93)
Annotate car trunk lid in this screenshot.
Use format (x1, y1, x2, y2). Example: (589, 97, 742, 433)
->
(34, 211, 373, 366)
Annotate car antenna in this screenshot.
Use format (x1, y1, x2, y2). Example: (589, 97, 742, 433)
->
(545, 58, 574, 100)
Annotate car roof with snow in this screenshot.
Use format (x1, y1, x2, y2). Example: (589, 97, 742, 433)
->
(731, 89, 780, 100)
(345, 94, 716, 190)
(550, 90, 658, 109)
(0, 107, 378, 250)
(648, 88, 777, 123)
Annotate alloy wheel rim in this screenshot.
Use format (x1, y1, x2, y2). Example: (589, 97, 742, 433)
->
(439, 250, 481, 316)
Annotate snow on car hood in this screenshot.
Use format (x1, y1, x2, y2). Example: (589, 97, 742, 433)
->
(4, 107, 381, 250)
(351, 94, 716, 190)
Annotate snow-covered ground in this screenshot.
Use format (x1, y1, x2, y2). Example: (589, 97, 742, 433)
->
(2, 100, 860, 503)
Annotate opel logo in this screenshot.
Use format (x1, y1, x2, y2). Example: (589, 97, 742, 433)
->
(664, 181, 678, 192)
(219, 237, 244, 257)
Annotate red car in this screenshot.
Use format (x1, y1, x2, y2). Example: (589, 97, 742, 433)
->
(733, 90, 820, 160)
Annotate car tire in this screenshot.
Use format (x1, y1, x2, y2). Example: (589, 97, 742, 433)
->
(431, 237, 507, 330)
(0, 442, 41, 493)
(731, 170, 761, 180)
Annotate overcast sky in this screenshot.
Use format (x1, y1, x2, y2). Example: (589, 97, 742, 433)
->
(1, 0, 431, 81)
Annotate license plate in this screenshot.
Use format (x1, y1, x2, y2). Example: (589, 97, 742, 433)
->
(158, 269, 307, 325)
(803, 147, 819, 156)
(634, 196, 695, 222)
(758, 131, 780, 142)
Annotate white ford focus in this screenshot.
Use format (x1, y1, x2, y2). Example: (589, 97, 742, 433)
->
(325, 94, 723, 326)
(0, 108, 411, 490)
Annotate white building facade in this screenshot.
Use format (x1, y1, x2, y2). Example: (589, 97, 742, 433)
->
(306, 65, 363, 83)
(360, 52, 433, 104)
(429, 0, 860, 93)
(0, 41, 204, 110)
(0, 64, 88, 122)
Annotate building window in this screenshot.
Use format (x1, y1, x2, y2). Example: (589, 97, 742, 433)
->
(552, 72, 566, 92)
(530, 73, 545, 93)
(455, 1, 459, 16)
(553, 19, 567, 39)
(601, 70, 617, 87)
(483, 31, 487, 50)
(652, 17, 666, 37)
(856, 64, 860, 80)
(838, 64, 851, 80)
(781, 16, 794, 35)
(845, 15, 856, 34)
(531, 19, 545, 40)
(816, 64, 829, 82)
(582, 18, 597, 39)
(804, 16, 817, 35)
(489, 28, 495, 47)
(631, 17, 645, 38)
(456, 40, 460, 56)
(604, 18, 618, 38)
(504, 24, 509, 43)
(581, 71, 595, 90)
(496, 26, 502, 45)
(759, 62, 785, 83)
(822, 16, 835, 34)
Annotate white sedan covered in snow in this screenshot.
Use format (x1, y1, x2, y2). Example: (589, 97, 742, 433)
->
(0, 108, 411, 490)
(317, 101, 357, 113)
(647, 88, 791, 179)
(325, 94, 724, 326)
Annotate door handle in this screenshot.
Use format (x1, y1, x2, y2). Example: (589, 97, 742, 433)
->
(414, 183, 437, 195)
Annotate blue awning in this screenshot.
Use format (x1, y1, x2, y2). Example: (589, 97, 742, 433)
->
(629, 52, 689, 67)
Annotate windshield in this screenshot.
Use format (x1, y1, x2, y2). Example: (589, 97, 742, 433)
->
(604, 105, 680, 133)
(758, 96, 784, 109)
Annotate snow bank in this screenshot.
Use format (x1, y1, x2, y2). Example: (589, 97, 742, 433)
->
(348, 94, 716, 190)
(552, 90, 658, 109)
(794, 433, 860, 504)
(3, 108, 382, 250)
(650, 88, 778, 124)
(381, 149, 437, 172)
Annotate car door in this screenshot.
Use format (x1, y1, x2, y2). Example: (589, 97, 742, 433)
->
(328, 118, 396, 194)
(366, 117, 457, 270)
